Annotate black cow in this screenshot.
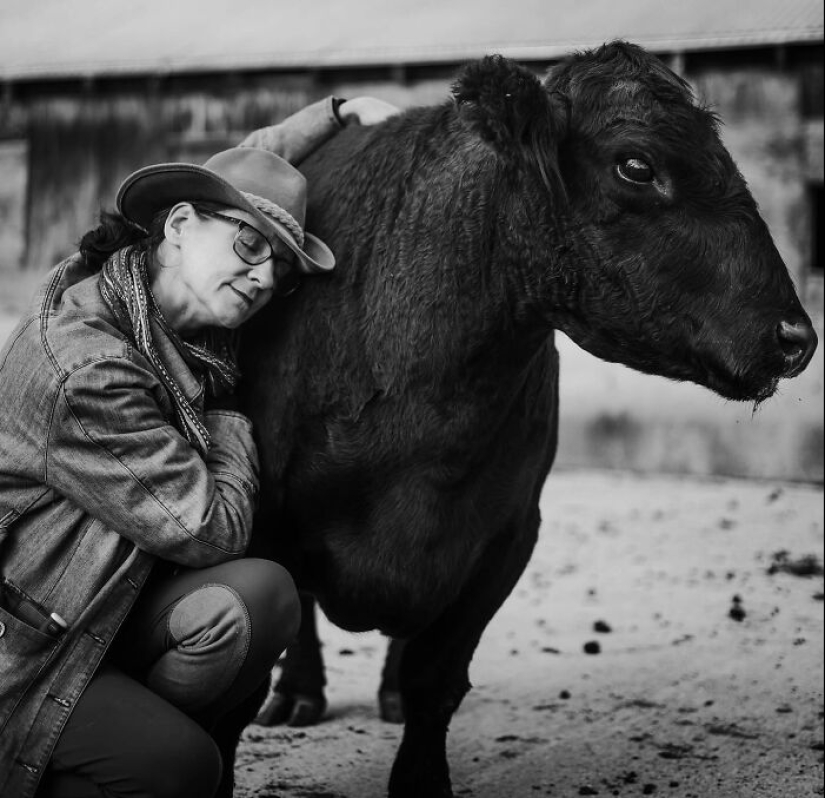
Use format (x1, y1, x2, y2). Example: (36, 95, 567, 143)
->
(222, 42, 818, 798)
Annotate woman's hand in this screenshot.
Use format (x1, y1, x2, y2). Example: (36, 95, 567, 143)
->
(337, 97, 401, 126)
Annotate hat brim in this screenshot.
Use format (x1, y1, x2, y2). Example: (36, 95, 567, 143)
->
(116, 162, 335, 274)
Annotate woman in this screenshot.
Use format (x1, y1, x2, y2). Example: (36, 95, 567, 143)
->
(0, 96, 398, 798)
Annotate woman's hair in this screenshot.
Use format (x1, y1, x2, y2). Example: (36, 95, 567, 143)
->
(79, 201, 233, 271)
(79, 208, 168, 271)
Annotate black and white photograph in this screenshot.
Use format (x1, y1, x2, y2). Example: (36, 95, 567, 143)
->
(0, 2, 822, 797)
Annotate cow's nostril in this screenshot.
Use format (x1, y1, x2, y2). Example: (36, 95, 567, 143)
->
(776, 320, 818, 377)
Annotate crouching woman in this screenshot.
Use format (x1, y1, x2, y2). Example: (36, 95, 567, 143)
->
(0, 97, 398, 798)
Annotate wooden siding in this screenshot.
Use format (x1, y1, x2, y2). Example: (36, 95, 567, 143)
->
(10, 77, 320, 270)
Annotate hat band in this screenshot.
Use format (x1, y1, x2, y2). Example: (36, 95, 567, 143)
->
(241, 191, 305, 247)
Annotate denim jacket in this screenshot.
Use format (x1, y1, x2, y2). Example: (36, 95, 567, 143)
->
(0, 96, 342, 798)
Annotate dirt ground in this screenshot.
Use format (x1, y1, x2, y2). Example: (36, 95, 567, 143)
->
(234, 469, 824, 798)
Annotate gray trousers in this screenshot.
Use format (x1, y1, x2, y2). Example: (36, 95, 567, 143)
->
(36, 558, 300, 798)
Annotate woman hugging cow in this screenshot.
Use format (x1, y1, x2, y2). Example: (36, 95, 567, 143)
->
(0, 96, 398, 798)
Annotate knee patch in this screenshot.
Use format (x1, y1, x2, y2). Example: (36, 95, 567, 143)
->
(146, 584, 250, 712)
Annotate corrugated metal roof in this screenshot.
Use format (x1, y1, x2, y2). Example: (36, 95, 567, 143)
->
(0, 0, 822, 81)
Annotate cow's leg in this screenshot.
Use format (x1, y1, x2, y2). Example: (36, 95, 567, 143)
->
(378, 638, 407, 723)
(254, 591, 328, 727)
(387, 515, 540, 798)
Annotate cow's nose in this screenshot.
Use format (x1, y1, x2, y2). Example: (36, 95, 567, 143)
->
(776, 320, 818, 378)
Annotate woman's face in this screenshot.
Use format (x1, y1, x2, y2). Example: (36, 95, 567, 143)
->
(153, 203, 296, 333)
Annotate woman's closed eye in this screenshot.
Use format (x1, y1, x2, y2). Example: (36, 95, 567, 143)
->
(235, 225, 271, 262)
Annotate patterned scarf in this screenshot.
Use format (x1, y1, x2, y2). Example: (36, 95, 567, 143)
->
(99, 245, 240, 455)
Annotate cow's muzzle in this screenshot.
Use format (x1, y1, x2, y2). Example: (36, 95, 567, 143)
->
(776, 319, 818, 379)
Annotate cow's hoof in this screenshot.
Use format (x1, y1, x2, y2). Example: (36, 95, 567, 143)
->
(378, 689, 405, 724)
(287, 694, 328, 727)
(388, 753, 452, 798)
(254, 691, 327, 727)
(388, 772, 453, 798)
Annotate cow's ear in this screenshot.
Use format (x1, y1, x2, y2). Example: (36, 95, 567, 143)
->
(454, 55, 568, 156)
(454, 55, 568, 200)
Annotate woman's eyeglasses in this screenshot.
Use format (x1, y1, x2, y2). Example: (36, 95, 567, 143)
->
(194, 207, 302, 297)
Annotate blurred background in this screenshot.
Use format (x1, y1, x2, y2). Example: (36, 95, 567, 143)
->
(0, 0, 822, 482)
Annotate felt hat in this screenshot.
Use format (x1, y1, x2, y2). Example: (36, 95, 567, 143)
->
(116, 147, 335, 273)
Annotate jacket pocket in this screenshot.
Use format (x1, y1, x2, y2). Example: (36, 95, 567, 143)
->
(0, 603, 59, 732)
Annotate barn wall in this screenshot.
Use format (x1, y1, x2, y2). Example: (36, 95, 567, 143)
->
(0, 54, 822, 481)
(3, 76, 321, 272)
(0, 140, 27, 270)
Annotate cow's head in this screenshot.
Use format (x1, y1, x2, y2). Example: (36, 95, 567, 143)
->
(455, 43, 817, 402)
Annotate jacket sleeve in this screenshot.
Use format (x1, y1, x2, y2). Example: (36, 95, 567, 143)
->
(238, 96, 343, 165)
(45, 353, 259, 568)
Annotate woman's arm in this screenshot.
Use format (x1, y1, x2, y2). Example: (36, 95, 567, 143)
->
(239, 96, 400, 164)
(45, 352, 259, 568)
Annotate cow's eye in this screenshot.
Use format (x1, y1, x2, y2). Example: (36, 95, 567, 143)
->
(617, 158, 654, 184)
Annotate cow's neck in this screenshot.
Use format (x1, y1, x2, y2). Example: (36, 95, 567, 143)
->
(350, 141, 569, 399)
(364, 253, 555, 407)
